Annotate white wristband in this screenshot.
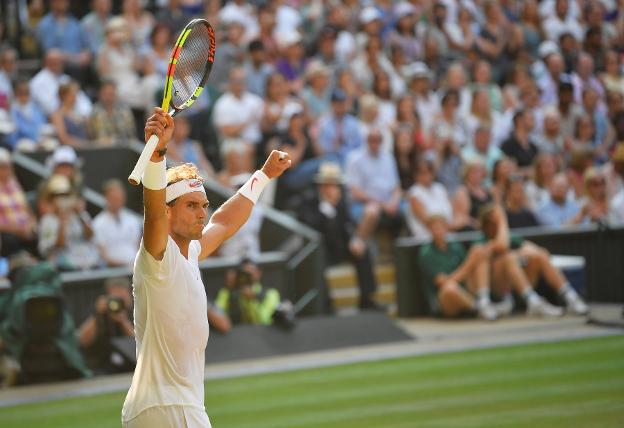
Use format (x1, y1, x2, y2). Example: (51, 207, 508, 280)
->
(237, 170, 270, 204)
(142, 158, 166, 190)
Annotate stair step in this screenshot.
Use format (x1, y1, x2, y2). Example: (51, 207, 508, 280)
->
(326, 264, 395, 289)
(329, 283, 396, 308)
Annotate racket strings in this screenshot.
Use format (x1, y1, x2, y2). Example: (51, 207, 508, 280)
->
(171, 24, 211, 109)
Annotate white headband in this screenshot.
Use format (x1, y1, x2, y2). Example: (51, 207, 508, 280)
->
(166, 179, 206, 203)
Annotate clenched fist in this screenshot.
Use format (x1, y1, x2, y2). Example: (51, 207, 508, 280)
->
(261, 150, 292, 179)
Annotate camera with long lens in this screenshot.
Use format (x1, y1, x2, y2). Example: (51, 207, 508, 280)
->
(234, 269, 253, 288)
(107, 296, 125, 314)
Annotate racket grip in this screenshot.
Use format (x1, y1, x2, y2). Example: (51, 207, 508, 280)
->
(128, 134, 160, 186)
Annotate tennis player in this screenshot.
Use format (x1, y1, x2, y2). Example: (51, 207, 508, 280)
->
(121, 108, 291, 427)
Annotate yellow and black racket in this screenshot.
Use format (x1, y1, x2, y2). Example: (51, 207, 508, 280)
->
(128, 18, 216, 185)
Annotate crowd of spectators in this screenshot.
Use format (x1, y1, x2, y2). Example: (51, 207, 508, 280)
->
(0, 0, 623, 288)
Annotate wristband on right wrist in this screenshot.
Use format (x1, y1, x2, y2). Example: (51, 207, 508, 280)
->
(237, 170, 270, 204)
(143, 157, 167, 190)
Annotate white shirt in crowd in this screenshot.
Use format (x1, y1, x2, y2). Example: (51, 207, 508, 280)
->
(406, 182, 453, 240)
(213, 91, 264, 145)
(345, 147, 400, 204)
(93, 209, 142, 267)
(122, 237, 210, 426)
(29, 69, 93, 117)
(218, 205, 263, 260)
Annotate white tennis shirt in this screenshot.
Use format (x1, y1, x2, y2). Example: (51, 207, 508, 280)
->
(122, 236, 210, 422)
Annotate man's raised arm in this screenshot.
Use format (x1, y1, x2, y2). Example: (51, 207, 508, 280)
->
(198, 150, 291, 260)
(142, 108, 174, 261)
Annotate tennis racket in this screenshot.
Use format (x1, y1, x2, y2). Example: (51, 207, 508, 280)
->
(128, 18, 216, 185)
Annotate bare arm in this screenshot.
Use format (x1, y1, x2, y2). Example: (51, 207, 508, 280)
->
(491, 206, 510, 253)
(198, 150, 292, 260)
(142, 108, 174, 260)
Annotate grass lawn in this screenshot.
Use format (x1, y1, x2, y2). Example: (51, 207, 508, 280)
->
(1, 335, 623, 428)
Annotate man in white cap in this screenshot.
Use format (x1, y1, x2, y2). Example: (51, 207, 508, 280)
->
(121, 108, 291, 428)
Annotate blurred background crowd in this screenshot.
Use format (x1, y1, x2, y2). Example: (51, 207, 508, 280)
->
(0, 0, 623, 384)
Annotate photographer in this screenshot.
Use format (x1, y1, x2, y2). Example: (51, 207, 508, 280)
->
(79, 277, 134, 374)
(215, 259, 281, 325)
(37, 174, 101, 271)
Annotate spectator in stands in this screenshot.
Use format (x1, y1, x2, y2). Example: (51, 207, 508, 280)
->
(30, 49, 92, 118)
(604, 144, 624, 199)
(244, 39, 274, 98)
(525, 153, 559, 210)
(475, 1, 509, 85)
(535, 107, 566, 157)
(121, 0, 154, 50)
(478, 204, 588, 315)
(0, 149, 38, 258)
(0, 47, 17, 107)
(454, 160, 493, 229)
(357, 94, 393, 153)
(470, 61, 503, 113)
(393, 125, 418, 191)
(275, 31, 307, 94)
(8, 79, 48, 150)
(501, 109, 539, 171)
(213, 66, 264, 151)
(261, 73, 304, 139)
(209, 16, 248, 92)
(406, 62, 439, 136)
(38, 174, 100, 271)
(78, 277, 135, 374)
(465, 88, 512, 148)
(504, 175, 540, 228)
(93, 179, 141, 268)
(571, 52, 604, 106)
(537, 173, 580, 227)
(543, 0, 583, 43)
(601, 51, 624, 97)
(387, 2, 420, 62)
(166, 116, 215, 179)
(557, 81, 583, 139)
(461, 126, 503, 177)
(300, 60, 331, 118)
(317, 89, 363, 165)
(345, 129, 402, 242)
(538, 51, 566, 107)
(406, 159, 464, 240)
(36, 0, 92, 80)
(216, 259, 281, 325)
(97, 17, 149, 113)
(140, 23, 172, 82)
(37, 146, 84, 218)
(571, 113, 598, 155)
(296, 162, 378, 309)
(569, 167, 623, 225)
(88, 80, 137, 146)
(80, 0, 112, 55)
(50, 80, 89, 148)
(417, 215, 499, 320)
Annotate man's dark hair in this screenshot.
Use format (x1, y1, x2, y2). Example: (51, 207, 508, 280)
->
(248, 39, 264, 53)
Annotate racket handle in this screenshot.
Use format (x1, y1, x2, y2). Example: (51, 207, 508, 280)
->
(128, 134, 160, 186)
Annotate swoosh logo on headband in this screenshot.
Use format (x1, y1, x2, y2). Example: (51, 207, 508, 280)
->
(250, 177, 259, 191)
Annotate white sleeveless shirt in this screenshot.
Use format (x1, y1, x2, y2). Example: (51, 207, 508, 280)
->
(122, 236, 209, 422)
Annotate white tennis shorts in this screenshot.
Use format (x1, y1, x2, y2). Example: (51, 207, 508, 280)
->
(122, 405, 212, 428)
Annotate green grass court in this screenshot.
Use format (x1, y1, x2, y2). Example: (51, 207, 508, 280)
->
(1, 335, 623, 428)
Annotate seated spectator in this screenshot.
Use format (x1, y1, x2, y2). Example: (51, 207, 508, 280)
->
(525, 153, 559, 210)
(141, 23, 172, 81)
(121, 0, 155, 50)
(345, 129, 403, 242)
(491, 157, 517, 204)
(557, 81, 583, 140)
(8, 79, 48, 150)
(296, 162, 379, 309)
(167, 116, 215, 179)
(0, 149, 38, 258)
(244, 39, 275, 98)
(317, 89, 363, 165)
(461, 126, 503, 177)
(535, 107, 567, 157)
(407, 160, 466, 240)
(478, 204, 588, 315)
(216, 141, 255, 190)
(50, 81, 88, 148)
(88, 80, 137, 146)
(371, 70, 399, 128)
(465, 88, 512, 147)
(569, 167, 624, 225)
(37, 0, 92, 81)
(30, 49, 92, 118)
(97, 17, 150, 113)
(37, 147, 85, 217)
(357, 94, 393, 153)
(275, 31, 307, 94)
(537, 173, 581, 227)
(78, 277, 134, 374)
(406, 62, 440, 136)
(454, 160, 493, 229)
(301, 60, 331, 118)
(604, 144, 624, 199)
(215, 259, 281, 325)
(501, 109, 539, 171)
(393, 125, 418, 191)
(417, 215, 498, 320)
(431, 89, 469, 150)
(38, 174, 100, 271)
(93, 179, 141, 268)
(260, 72, 304, 138)
(504, 175, 540, 229)
(213, 67, 264, 156)
(209, 17, 247, 92)
(80, 0, 112, 55)
(0, 47, 17, 108)
(601, 50, 624, 97)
